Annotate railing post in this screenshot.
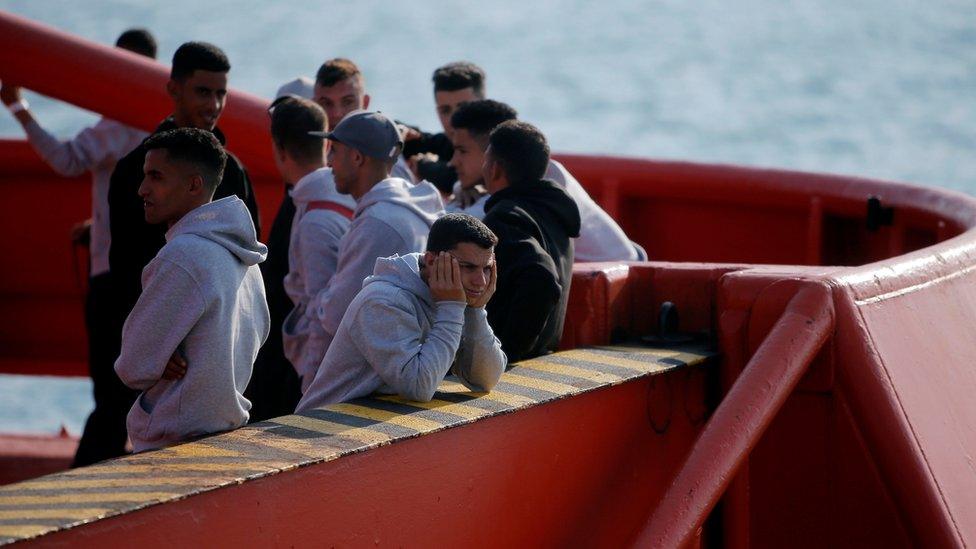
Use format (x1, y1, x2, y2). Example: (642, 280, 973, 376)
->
(635, 281, 834, 548)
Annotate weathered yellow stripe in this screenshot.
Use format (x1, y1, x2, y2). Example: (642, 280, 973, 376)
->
(0, 491, 176, 506)
(63, 462, 269, 476)
(0, 524, 52, 539)
(519, 359, 625, 384)
(0, 508, 109, 520)
(224, 426, 338, 462)
(437, 380, 537, 408)
(6, 477, 229, 491)
(558, 349, 673, 373)
(154, 443, 246, 459)
(503, 372, 578, 395)
(271, 414, 391, 445)
(329, 403, 447, 432)
(375, 396, 488, 421)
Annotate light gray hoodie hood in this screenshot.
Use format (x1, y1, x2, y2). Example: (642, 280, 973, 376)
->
(355, 178, 442, 226)
(362, 252, 432, 307)
(290, 167, 356, 210)
(166, 196, 267, 266)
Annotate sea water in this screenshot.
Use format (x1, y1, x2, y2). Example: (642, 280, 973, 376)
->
(1, 0, 974, 434)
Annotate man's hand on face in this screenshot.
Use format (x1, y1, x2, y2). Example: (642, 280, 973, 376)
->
(468, 261, 497, 309)
(0, 83, 22, 106)
(429, 252, 466, 303)
(161, 350, 187, 380)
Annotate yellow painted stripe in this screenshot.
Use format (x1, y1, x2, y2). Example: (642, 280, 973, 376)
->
(6, 477, 231, 491)
(519, 359, 625, 384)
(0, 524, 52, 539)
(271, 414, 391, 445)
(438, 380, 536, 408)
(558, 349, 674, 373)
(154, 443, 246, 459)
(329, 403, 447, 432)
(503, 372, 578, 395)
(375, 396, 488, 421)
(0, 492, 176, 506)
(224, 427, 337, 462)
(436, 379, 482, 394)
(0, 508, 110, 520)
(63, 462, 270, 476)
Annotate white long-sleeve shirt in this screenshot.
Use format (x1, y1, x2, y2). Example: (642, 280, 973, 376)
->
(23, 118, 147, 276)
(281, 168, 356, 387)
(446, 160, 642, 262)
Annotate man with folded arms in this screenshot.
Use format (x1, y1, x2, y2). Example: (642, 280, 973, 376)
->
(298, 213, 505, 408)
(115, 128, 269, 452)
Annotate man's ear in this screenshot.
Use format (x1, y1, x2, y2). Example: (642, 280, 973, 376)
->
(352, 149, 366, 168)
(362, 94, 371, 109)
(187, 174, 205, 195)
(422, 251, 435, 268)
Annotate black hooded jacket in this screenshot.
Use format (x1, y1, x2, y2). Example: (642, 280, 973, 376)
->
(107, 118, 260, 329)
(483, 179, 582, 364)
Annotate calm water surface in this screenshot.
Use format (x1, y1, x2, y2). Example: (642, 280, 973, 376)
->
(1, 0, 974, 433)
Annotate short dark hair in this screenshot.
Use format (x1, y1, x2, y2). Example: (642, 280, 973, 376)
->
(432, 62, 486, 97)
(116, 28, 157, 59)
(487, 121, 550, 187)
(270, 97, 327, 164)
(427, 213, 498, 253)
(451, 100, 518, 142)
(316, 58, 363, 88)
(144, 128, 228, 191)
(171, 42, 231, 81)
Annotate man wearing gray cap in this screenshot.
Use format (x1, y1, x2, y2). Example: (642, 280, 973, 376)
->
(304, 110, 444, 389)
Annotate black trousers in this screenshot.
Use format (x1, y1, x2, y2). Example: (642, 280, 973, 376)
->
(72, 272, 138, 467)
(245, 189, 302, 422)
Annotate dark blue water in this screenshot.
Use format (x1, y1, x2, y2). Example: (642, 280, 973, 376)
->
(1, 0, 974, 433)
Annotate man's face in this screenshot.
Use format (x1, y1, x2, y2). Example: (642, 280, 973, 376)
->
(314, 77, 369, 130)
(139, 149, 198, 227)
(328, 140, 357, 195)
(427, 242, 494, 306)
(169, 70, 228, 131)
(448, 128, 487, 190)
(435, 87, 479, 136)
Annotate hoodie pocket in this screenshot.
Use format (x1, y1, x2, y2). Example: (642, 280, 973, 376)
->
(129, 393, 159, 446)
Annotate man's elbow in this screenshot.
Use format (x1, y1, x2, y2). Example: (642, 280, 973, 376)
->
(114, 361, 152, 391)
(398, 378, 439, 403)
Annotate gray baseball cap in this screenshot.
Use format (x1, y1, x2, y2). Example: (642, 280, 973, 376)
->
(308, 110, 403, 161)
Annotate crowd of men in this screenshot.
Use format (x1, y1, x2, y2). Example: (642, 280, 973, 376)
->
(1, 29, 643, 462)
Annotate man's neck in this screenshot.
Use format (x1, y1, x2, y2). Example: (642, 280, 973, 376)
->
(167, 198, 213, 229)
(351, 170, 390, 201)
(289, 162, 326, 186)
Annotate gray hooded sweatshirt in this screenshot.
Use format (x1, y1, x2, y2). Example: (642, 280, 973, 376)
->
(282, 167, 356, 386)
(297, 253, 505, 409)
(308, 177, 443, 390)
(115, 196, 270, 452)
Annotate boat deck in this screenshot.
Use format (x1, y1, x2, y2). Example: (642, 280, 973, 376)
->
(0, 343, 714, 545)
